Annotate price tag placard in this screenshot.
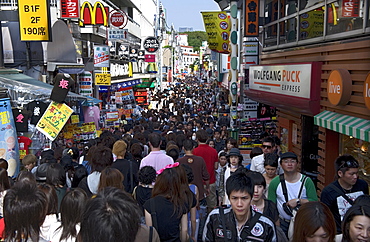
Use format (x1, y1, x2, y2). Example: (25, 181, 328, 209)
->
(18, 0, 52, 41)
(95, 73, 111, 86)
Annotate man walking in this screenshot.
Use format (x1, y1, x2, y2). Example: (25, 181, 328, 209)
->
(250, 137, 280, 174)
(320, 154, 368, 234)
(193, 129, 218, 212)
(268, 152, 318, 236)
(139, 133, 173, 172)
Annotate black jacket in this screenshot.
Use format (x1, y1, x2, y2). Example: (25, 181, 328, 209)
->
(203, 207, 277, 242)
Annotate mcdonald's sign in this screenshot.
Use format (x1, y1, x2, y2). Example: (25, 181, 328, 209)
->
(80, 1, 109, 27)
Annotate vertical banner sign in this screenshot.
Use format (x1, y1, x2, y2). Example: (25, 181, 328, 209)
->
(18, 0, 52, 41)
(61, 0, 80, 19)
(79, 71, 93, 96)
(201, 12, 230, 54)
(245, 0, 259, 37)
(36, 102, 74, 141)
(0, 98, 20, 177)
(94, 45, 109, 67)
(342, 0, 360, 17)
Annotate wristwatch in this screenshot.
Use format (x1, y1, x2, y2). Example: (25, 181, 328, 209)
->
(296, 199, 301, 206)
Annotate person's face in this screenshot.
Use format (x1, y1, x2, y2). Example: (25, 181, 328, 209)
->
(281, 158, 298, 173)
(219, 156, 227, 166)
(214, 132, 221, 140)
(230, 156, 239, 166)
(208, 141, 215, 148)
(349, 215, 370, 242)
(227, 142, 234, 150)
(253, 184, 265, 202)
(24, 163, 35, 171)
(262, 142, 275, 154)
(305, 227, 330, 242)
(229, 190, 252, 220)
(264, 165, 277, 178)
(339, 168, 359, 187)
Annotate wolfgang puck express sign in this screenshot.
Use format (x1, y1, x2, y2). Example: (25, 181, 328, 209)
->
(249, 63, 312, 98)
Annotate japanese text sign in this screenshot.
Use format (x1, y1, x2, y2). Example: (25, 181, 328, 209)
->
(342, 0, 360, 17)
(18, 0, 52, 41)
(143, 37, 160, 53)
(94, 45, 109, 67)
(95, 73, 111, 86)
(0, 98, 19, 177)
(61, 0, 79, 19)
(36, 102, 74, 141)
(201, 12, 230, 54)
(245, 0, 259, 37)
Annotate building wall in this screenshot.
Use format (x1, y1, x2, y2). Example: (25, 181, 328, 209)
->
(260, 37, 370, 192)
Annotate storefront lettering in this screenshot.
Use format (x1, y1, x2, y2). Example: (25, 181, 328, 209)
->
(282, 70, 300, 82)
(329, 81, 341, 94)
(327, 69, 352, 106)
(364, 72, 370, 110)
(110, 63, 129, 77)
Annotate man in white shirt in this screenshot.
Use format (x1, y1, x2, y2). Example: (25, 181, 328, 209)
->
(250, 137, 277, 174)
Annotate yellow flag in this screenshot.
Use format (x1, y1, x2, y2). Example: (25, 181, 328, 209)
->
(201, 12, 230, 54)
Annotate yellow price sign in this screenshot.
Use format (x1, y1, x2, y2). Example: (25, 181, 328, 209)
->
(18, 0, 51, 41)
(95, 73, 111, 86)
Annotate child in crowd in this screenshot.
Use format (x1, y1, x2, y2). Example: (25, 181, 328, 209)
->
(263, 153, 279, 198)
(22, 154, 37, 173)
(215, 152, 227, 206)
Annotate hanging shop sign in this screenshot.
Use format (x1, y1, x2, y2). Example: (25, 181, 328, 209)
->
(36, 102, 74, 141)
(342, 0, 360, 18)
(110, 10, 128, 28)
(61, 0, 79, 19)
(0, 98, 20, 177)
(201, 11, 230, 54)
(249, 63, 313, 99)
(18, 0, 52, 41)
(327, 69, 352, 106)
(245, 0, 259, 37)
(106, 111, 119, 121)
(110, 62, 130, 77)
(138, 50, 145, 59)
(108, 29, 128, 40)
(143, 37, 160, 53)
(79, 1, 108, 27)
(79, 71, 93, 96)
(95, 73, 111, 86)
(94, 45, 109, 67)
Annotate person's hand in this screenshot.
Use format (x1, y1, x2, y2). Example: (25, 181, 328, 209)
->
(287, 199, 299, 209)
(205, 187, 210, 196)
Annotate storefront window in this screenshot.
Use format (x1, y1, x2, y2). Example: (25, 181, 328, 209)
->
(341, 134, 370, 184)
(265, 0, 284, 24)
(299, 9, 324, 40)
(285, 17, 297, 42)
(264, 25, 278, 47)
(327, 0, 364, 35)
(285, 0, 298, 16)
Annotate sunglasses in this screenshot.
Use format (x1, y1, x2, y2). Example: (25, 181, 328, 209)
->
(338, 160, 359, 170)
(262, 145, 273, 149)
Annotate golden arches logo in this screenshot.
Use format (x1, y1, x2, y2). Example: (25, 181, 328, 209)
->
(80, 1, 108, 27)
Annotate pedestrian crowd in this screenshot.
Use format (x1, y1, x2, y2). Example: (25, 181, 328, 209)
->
(0, 78, 369, 242)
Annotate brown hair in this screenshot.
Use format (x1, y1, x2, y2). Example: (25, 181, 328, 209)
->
(293, 201, 336, 242)
(22, 154, 37, 166)
(112, 140, 127, 158)
(98, 167, 124, 192)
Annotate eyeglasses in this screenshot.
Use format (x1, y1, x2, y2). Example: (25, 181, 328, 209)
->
(282, 159, 297, 164)
(338, 160, 359, 170)
(262, 145, 273, 149)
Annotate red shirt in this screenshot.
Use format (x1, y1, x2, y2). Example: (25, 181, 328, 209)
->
(17, 136, 32, 159)
(193, 144, 218, 184)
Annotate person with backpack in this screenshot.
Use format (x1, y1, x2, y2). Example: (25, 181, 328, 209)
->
(268, 152, 318, 237)
(203, 169, 277, 241)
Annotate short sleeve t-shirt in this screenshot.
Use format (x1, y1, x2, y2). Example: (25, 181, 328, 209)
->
(25, 101, 48, 125)
(50, 73, 75, 103)
(12, 109, 29, 132)
(17, 136, 32, 159)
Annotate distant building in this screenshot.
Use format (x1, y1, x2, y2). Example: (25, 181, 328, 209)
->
(179, 27, 193, 32)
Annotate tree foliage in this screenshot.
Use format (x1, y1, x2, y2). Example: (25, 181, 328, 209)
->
(180, 31, 207, 52)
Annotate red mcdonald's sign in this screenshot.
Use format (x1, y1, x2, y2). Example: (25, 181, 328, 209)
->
(80, 1, 108, 27)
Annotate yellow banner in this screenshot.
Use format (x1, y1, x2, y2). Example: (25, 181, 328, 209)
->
(18, 0, 51, 41)
(70, 115, 79, 124)
(36, 102, 74, 141)
(202, 12, 230, 54)
(95, 73, 111, 86)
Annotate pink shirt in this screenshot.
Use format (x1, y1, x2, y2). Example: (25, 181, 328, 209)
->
(139, 151, 174, 172)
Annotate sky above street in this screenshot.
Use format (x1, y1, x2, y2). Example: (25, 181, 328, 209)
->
(160, 0, 220, 31)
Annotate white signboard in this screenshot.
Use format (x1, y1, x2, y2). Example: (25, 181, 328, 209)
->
(94, 45, 109, 67)
(249, 64, 312, 99)
(243, 41, 259, 56)
(108, 29, 128, 40)
(79, 71, 93, 96)
(243, 56, 259, 69)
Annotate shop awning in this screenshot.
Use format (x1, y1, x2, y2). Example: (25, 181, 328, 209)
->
(0, 70, 88, 102)
(314, 110, 370, 142)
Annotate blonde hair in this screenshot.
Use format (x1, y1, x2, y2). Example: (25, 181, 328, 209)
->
(112, 140, 127, 157)
(22, 154, 37, 166)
